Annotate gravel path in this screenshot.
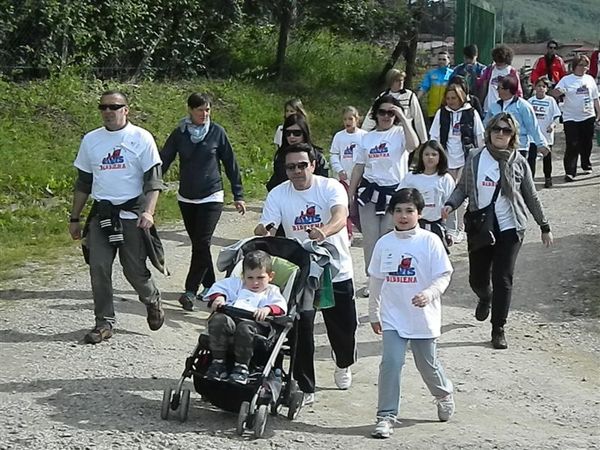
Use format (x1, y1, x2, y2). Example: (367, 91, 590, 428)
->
(1, 138, 599, 449)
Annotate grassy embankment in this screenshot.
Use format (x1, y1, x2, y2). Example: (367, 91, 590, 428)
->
(0, 32, 386, 279)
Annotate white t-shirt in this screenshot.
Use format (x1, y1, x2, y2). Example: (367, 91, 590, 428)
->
(484, 65, 512, 113)
(527, 95, 562, 145)
(429, 105, 485, 169)
(329, 128, 367, 181)
(400, 172, 455, 222)
(273, 125, 283, 147)
(368, 227, 453, 338)
(74, 123, 161, 218)
(260, 176, 353, 283)
(477, 149, 516, 232)
(354, 125, 409, 187)
(555, 74, 599, 122)
(205, 277, 287, 314)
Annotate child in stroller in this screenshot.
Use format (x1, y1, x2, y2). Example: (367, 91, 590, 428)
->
(204, 250, 288, 384)
(161, 237, 309, 437)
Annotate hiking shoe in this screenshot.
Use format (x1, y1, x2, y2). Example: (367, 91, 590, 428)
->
(371, 417, 394, 439)
(582, 166, 593, 175)
(84, 325, 113, 344)
(475, 300, 490, 322)
(564, 174, 575, 182)
(197, 287, 210, 302)
(360, 286, 370, 298)
(146, 300, 165, 331)
(491, 327, 508, 350)
(544, 177, 553, 188)
(334, 366, 352, 390)
(228, 364, 250, 384)
(436, 394, 455, 422)
(205, 360, 227, 380)
(302, 392, 315, 407)
(178, 291, 195, 311)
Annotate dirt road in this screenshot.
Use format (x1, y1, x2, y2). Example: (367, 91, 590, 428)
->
(1, 141, 599, 450)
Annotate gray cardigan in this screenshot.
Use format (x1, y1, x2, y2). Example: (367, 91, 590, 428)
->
(445, 148, 550, 239)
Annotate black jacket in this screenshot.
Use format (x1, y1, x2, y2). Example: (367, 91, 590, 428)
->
(160, 122, 243, 201)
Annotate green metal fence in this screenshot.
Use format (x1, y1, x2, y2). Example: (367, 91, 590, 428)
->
(455, 0, 496, 65)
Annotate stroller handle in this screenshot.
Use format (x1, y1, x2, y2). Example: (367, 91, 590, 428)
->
(217, 305, 293, 326)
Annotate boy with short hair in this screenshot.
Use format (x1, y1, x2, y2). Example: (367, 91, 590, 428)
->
(369, 188, 454, 439)
(528, 77, 562, 187)
(204, 250, 287, 384)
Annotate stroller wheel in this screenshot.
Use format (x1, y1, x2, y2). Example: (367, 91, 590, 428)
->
(287, 391, 303, 421)
(161, 388, 173, 420)
(270, 401, 282, 416)
(178, 389, 191, 422)
(236, 401, 250, 436)
(253, 404, 268, 438)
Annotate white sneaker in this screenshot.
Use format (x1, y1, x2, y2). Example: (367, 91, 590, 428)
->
(333, 366, 352, 390)
(371, 417, 394, 438)
(436, 394, 455, 422)
(302, 392, 315, 406)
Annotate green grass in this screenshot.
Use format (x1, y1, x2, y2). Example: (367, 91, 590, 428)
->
(0, 31, 385, 278)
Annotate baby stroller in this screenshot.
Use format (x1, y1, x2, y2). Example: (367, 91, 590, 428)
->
(161, 236, 312, 437)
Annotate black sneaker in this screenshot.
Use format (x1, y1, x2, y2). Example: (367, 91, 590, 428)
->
(544, 178, 553, 188)
(564, 174, 575, 182)
(491, 327, 508, 350)
(178, 292, 195, 311)
(84, 325, 113, 344)
(228, 364, 249, 384)
(475, 300, 490, 322)
(146, 300, 165, 331)
(205, 360, 227, 380)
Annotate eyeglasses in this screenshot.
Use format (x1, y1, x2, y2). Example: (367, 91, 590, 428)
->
(490, 126, 513, 136)
(98, 104, 126, 111)
(284, 129, 303, 137)
(284, 161, 310, 171)
(377, 109, 395, 117)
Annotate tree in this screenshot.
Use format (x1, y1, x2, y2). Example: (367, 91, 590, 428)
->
(519, 23, 528, 43)
(534, 27, 552, 43)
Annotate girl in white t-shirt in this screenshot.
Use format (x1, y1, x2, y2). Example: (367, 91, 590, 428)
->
(273, 98, 307, 148)
(400, 140, 455, 250)
(368, 188, 454, 439)
(330, 106, 367, 183)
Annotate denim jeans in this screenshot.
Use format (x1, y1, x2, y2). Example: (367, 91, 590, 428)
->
(377, 330, 453, 419)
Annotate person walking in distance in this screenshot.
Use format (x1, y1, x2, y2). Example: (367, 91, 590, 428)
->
(418, 51, 454, 126)
(69, 90, 165, 344)
(530, 40, 567, 88)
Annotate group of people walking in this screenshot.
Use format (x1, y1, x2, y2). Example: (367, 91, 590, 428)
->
(68, 38, 599, 439)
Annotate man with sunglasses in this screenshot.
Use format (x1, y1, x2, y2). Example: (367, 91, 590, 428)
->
(255, 143, 357, 403)
(69, 90, 165, 344)
(530, 40, 567, 88)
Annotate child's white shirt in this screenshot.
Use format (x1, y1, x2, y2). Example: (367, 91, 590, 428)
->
(368, 227, 453, 338)
(205, 277, 288, 314)
(527, 94, 561, 145)
(399, 172, 455, 222)
(329, 128, 367, 180)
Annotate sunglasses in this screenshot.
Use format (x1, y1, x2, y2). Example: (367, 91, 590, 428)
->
(284, 161, 310, 171)
(377, 109, 395, 117)
(284, 129, 303, 137)
(491, 126, 513, 136)
(98, 104, 126, 111)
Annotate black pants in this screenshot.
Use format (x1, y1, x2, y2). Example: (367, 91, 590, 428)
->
(468, 228, 522, 328)
(527, 143, 552, 179)
(178, 201, 223, 293)
(292, 279, 357, 393)
(563, 118, 595, 177)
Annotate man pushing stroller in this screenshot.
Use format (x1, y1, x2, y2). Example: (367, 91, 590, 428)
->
(203, 250, 288, 384)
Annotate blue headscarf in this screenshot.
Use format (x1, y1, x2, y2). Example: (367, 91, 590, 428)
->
(179, 116, 210, 143)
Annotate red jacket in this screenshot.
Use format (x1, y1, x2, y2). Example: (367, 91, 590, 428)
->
(589, 50, 599, 79)
(530, 55, 567, 85)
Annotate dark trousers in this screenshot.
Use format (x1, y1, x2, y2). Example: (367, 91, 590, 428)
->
(178, 201, 223, 293)
(563, 118, 595, 177)
(292, 279, 357, 393)
(208, 313, 268, 365)
(527, 143, 552, 179)
(468, 228, 522, 328)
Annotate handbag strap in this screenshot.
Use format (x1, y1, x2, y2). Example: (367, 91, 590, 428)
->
(490, 180, 501, 205)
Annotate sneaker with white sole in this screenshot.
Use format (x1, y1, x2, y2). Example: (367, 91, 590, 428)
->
(371, 417, 394, 439)
(436, 394, 455, 422)
(333, 366, 352, 390)
(302, 392, 315, 406)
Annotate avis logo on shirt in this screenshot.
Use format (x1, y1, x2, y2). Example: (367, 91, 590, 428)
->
(292, 205, 322, 230)
(482, 175, 496, 187)
(100, 148, 126, 170)
(386, 256, 417, 283)
(343, 143, 356, 159)
(369, 142, 390, 158)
